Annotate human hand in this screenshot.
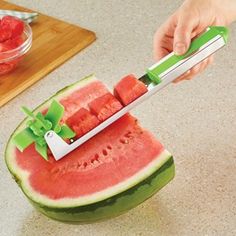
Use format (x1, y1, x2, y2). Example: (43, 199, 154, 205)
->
(154, 0, 236, 83)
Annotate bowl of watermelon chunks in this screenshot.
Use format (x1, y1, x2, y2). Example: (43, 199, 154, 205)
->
(0, 15, 32, 75)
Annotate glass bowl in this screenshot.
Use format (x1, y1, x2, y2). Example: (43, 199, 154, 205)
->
(0, 18, 32, 75)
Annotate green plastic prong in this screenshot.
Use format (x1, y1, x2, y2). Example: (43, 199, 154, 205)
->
(35, 143, 48, 161)
(21, 106, 35, 119)
(36, 136, 46, 146)
(45, 100, 64, 129)
(13, 128, 37, 152)
(36, 112, 52, 130)
(22, 107, 52, 131)
(59, 125, 76, 139)
(147, 26, 229, 84)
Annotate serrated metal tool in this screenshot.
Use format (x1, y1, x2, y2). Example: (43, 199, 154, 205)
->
(45, 26, 228, 161)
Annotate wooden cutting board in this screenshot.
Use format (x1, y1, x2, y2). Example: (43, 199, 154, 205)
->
(0, 1, 96, 107)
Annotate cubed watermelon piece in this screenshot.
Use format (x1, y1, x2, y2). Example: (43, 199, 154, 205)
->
(1, 16, 24, 38)
(114, 74, 148, 105)
(66, 108, 100, 138)
(89, 93, 123, 121)
(0, 36, 24, 53)
(0, 42, 12, 52)
(0, 63, 16, 75)
(0, 26, 12, 42)
(4, 36, 24, 49)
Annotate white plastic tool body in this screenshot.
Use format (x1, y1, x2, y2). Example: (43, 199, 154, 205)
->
(45, 30, 226, 161)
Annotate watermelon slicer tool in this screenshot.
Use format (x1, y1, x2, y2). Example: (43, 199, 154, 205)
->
(42, 26, 228, 160)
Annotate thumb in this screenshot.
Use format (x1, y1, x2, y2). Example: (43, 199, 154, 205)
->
(173, 13, 197, 55)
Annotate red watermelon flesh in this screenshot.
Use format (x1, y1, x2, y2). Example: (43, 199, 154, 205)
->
(0, 41, 12, 52)
(4, 36, 24, 48)
(114, 74, 148, 105)
(89, 93, 123, 121)
(0, 26, 12, 42)
(15, 114, 163, 199)
(0, 16, 25, 75)
(0, 37, 24, 54)
(0, 63, 16, 75)
(66, 107, 100, 138)
(13, 77, 164, 200)
(60, 79, 109, 121)
(1, 16, 24, 38)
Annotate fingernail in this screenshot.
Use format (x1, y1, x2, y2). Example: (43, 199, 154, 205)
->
(174, 42, 186, 55)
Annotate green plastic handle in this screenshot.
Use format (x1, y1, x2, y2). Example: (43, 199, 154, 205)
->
(147, 26, 229, 84)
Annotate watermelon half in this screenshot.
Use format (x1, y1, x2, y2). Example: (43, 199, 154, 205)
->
(5, 75, 175, 223)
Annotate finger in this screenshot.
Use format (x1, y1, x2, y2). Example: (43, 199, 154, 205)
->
(154, 30, 173, 60)
(173, 59, 206, 83)
(190, 60, 207, 76)
(173, 70, 191, 83)
(208, 55, 214, 65)
(154, 42, 171, 61)
(183, 58, 211, 81)
(189, 57, 213, 76)
(154, 15, 177, 60)
(175, 61, 204, 82)
(173, 11, 199, 55)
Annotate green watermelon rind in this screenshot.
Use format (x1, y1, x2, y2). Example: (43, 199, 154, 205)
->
(5, 74, 175, 222)
(31, 157, 174, 223)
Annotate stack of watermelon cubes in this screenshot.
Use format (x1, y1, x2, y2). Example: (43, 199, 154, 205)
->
(0, 16, 25, 74)
(66, 74, 148, 139)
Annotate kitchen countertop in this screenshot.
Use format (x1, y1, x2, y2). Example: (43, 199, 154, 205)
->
(0, 0, 236, 235)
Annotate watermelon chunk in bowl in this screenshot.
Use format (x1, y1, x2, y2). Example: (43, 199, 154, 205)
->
(5, 75, 175, 223)
(1, 15, 24, 39)
(0, 16, 32, 75)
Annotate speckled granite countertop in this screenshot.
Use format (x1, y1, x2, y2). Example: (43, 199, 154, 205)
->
(0, 0, 235, 235)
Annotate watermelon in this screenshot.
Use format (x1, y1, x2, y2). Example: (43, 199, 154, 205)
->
(5, 75, 175, 223)
(0, 41, 12, 52)
(114, 74, 148, 105)
(0, 26, 12, 42)
(1, 16, 24, 38)
(4, 36, 24, 49)
(89, 92, 123, 121)
(0, 16, 25, 75)
(0, 63, 16, 75)
(66, 107, 100, 138)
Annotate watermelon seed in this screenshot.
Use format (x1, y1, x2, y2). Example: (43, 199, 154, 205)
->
(91, 154, 100, 164)
(124, 131, 133, 138)
(92, 160, 100, 165)
(51, 168, 60, 174)
(119, 138, 128, 144)
(83, 162, 88, 168)
(107, 145, 112, 150)
(102, 149, 108, 156)
(94, 153, 99, 160)
(68, 163, 77, 171)
(60, 167, 66, 175)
